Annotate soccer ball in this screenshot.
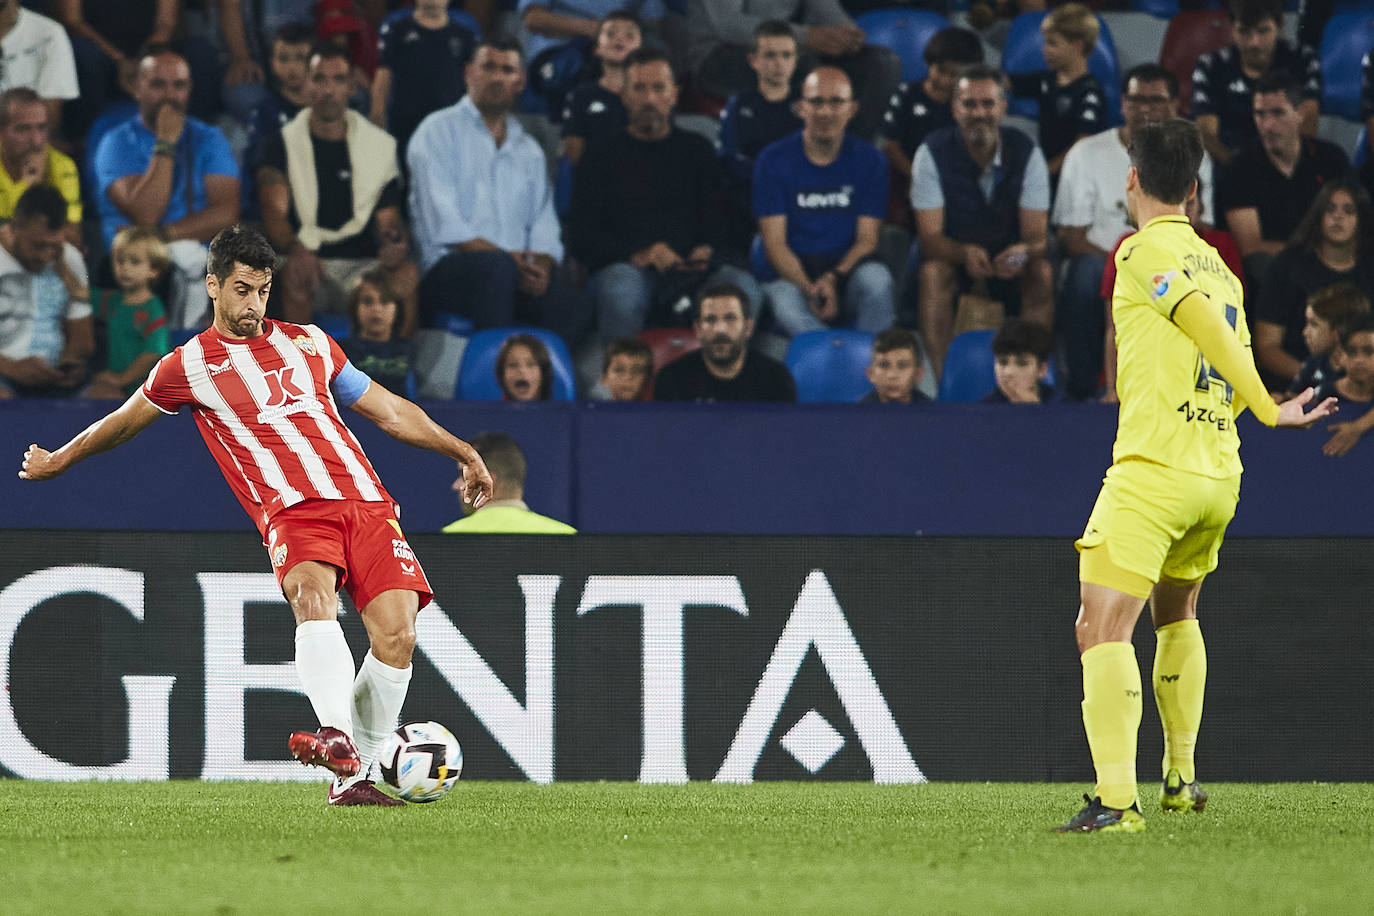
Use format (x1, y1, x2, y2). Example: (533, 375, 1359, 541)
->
(379, 721, 463, 803)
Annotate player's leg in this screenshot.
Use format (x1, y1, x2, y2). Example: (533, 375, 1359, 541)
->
(283, 559, 363, 777)
(1150, 577, 1209, 812)
(352, 587, 420, 775)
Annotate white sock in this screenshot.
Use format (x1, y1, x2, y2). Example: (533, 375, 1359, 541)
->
(293, 620, 355, 735)
(348, 651, 412, 784)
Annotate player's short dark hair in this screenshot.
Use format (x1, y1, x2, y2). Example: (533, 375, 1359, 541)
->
(495, 333, 552, 401)
(954, 63, 1006, 100)
(751, 19, 795, 51)
(347, 268, 404, 339)
(693, 282, 752, 321)
(1337, 312, 1374, 348)
(1229, 0, 1283, 29)
(624, 47, 674, 81)
(992, 318, 1053, 362)
(272, 22, 316, 47)
(309, 42, 352, 68)
(1127, 118, 1203, 206)
(923, 27, 983, 68)
(1253, 71, 1302, 110)
(1123, 62, 1177, 99)
(1307, 283, 1371, 333)
(207, 225, 278, 282)
(476, 36, 525, 63)
(602, 336, 653, 375)
(469, 432, 527, 494)
(12, 184, 68, 230)
(872, 328, 921, 360)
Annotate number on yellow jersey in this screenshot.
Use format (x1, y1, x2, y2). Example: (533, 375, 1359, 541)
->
(1193, 300, 1239, 405)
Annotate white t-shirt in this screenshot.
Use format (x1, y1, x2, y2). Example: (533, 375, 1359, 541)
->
(0, 240, 90, 363)
(0, 9, 79, 101)
(1052, 128, 1216, 252)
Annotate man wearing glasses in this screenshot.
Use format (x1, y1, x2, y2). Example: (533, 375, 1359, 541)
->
(1053, 64, 1217, 400)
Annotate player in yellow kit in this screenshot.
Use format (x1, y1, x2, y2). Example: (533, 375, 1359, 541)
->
(1057, 119, 1338, 833)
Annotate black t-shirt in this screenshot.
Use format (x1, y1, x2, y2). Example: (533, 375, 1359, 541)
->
(1217, 138, 1351, 244)
(1288, 352, 1340, 396)
(1008, 70, 1106, 163)
(83, 0, 158, 56)
(560, 82, 627, 146)
(1192, 41, 1322, 152)
(340, 336, 414, 396)
(1254, 246, 1374, 360)
(259, 129, 404, 260)
(881, 80, 954, 161)
(653, 350, 797, 403)
(568, 128, 726, 272)
(722, 87, 802, 176)
(378, 15, 476, 149)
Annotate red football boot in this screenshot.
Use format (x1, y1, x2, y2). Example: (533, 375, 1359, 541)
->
(328, 779, 406, 807)
(288, 726, 361, 777)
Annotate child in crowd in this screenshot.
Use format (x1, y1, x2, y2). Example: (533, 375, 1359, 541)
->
(1286, 284, 1369, 399)
(561, 10, 643, 166)
(1315, 313, 1374, 417)
(719, 20, 802, 254)
(496, 333, 553, 402)
(339, 270, 414, 396)
(861, 328, 930, 403)
(83, 227, 171, 400)
(983, 318, 1055, 403)
(242, 24, 315, 220)
(1008, 3, 1105, 174)
(600, 336, 653, 400)
(371, 0, 477, 159)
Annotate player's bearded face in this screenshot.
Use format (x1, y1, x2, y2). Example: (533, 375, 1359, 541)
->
(211, 265, 273, 338)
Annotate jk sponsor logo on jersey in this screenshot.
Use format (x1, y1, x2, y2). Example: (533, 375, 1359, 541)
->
(257, 366, 325, 422)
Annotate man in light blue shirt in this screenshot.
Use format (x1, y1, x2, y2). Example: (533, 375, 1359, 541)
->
(408, 38, 590, 347)
(94, 46, 240, 329)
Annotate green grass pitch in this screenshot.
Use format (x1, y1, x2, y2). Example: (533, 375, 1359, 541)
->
(3, 781, 1371, 915)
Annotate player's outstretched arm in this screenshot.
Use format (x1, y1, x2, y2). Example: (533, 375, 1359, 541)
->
(1172, 293, 1281, 427)
(348, 382, 494, 508)
(1275, 387, 1339, 430)
(18, 392, 164, 481)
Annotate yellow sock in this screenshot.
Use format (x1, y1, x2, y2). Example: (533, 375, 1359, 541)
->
(1153, 619, 1206, 783)
(1081, 641, 1142, 809)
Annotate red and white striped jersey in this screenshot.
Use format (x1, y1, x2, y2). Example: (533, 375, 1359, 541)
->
(142, 320, 392, 535)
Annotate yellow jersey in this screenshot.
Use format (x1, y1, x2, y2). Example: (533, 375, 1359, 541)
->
(0, 145, 82, 224)
(1111, 214, 1253, 479)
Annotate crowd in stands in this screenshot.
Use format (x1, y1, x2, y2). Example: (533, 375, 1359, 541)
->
(0, 0, 1370, 449)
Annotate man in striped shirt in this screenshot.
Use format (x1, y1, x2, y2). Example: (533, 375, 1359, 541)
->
(18, 225, 494, 806)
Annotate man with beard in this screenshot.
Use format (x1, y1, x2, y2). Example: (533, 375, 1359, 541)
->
(1192, 0, 1321, 166)
(754, 66, 894, 339)
(653, 283, 796, 402)
(911, 64, 1053, 378)
(94, 45, 240, 330)
(408, 38, 589, 349)
(0, 88, 82, 248)
(19, 224, 495, 806)
(1053, 64, 1217, 400)
(256, 45, 413, 332)
(1216, 72, 1349, 296)
(569, 48, 761, 341)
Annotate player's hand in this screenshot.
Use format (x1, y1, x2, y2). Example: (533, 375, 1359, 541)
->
(1274, 387, 1338, 429)
(1322, 421, 1364, 457)
(19, 444, 64, 481)
(458, 459, 494, 509)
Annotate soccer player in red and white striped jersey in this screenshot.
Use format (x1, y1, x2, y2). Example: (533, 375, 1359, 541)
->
(19, 225, 494, 807)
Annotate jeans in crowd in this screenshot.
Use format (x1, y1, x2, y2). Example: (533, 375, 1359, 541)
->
(763, 261, 895, 337)
(592, 262, 763, 339)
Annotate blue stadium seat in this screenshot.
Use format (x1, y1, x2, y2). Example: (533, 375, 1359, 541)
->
(854, 9, 949, 83)
(456, 327, 577, 401)
(1131, 0, 1179, 16)
(1320, 13, 1374, 121)
(785, 329, 876, 403)
(311, 313, 351, 339)
(1001, 12, 1122, 126)
(938, 329, 996, 402)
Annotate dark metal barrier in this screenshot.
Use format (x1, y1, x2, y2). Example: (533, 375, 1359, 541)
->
(2, 534, 1370, 782)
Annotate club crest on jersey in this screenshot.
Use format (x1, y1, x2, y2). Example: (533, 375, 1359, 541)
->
(1149, 271, 1177, 301)
(293, 335, 317, 356)
(272, 543, 288, 567)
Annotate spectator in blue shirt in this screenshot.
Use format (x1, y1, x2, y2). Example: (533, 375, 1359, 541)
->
(754, 66, 894, 338)
(408, 39, 591, 349)
(911, 65, 1053, 377)
(94, 45, 240, 330)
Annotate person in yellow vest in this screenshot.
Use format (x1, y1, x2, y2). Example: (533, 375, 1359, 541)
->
(0, 87, 81, 248)
(442, 432, 576, 534)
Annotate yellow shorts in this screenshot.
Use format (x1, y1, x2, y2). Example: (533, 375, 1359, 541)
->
(1076, 459, 1241, 598)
